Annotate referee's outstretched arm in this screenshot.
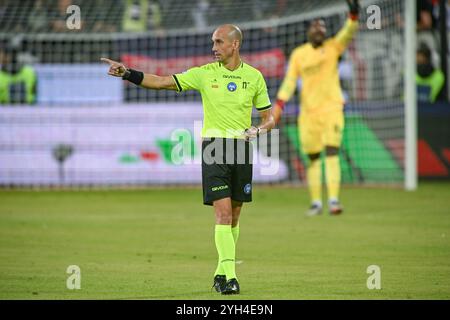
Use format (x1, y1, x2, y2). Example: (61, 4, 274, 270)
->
(100, 57, 177, 90)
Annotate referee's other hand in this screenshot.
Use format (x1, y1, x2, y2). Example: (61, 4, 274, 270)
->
(100, 57, 127, 77)
(244, 126, 259, 141)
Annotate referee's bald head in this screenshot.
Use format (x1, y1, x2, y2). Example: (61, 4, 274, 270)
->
(216, 24, 243, 48)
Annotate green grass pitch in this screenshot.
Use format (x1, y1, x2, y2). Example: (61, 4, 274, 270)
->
(1, 182, 449, 300)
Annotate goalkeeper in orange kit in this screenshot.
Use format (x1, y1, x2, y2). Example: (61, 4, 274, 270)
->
(273, 0, 359, 216)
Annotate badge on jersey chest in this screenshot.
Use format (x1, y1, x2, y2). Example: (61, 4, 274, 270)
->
(227, 82, 237, 92)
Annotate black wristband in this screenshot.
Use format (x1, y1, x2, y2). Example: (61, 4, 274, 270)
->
(122, 68, 144, 85)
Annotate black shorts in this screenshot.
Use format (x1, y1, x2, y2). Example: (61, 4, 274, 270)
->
(202, 138, 253, 206)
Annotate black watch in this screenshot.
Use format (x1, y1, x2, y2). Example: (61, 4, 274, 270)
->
(122, 68, 131, 80)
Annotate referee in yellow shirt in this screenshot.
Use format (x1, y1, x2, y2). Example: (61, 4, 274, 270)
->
(101, 24, 274, 294)
(273, 0, 359, 216)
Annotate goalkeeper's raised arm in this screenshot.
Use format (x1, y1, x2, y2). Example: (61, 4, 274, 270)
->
(100, 57, 178, 90)
(334, 0, 360, 52)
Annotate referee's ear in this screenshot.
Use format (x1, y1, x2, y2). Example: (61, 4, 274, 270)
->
(233, 39, 241, 50)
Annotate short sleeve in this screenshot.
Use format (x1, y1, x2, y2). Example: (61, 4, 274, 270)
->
(253, 72, 271, 111)
(172, 67, 204, 92)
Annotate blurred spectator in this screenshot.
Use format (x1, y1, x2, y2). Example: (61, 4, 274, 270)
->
(417, 0, 437, 31)
(0, 1, 7, 26)
(251, 0, 286, 21)
(274, 0, 287, 18)
(446, 0, 450, 30)
(396, 2, 438, 32)
(148, 0, 164, 34)
(416, 43, 445, 103)
(432, 0, 450, 30)
(122, 0, 163, 33)
(0, 0, 23, 33)
(51, 0, 71, 32)
(415, 0, 440, 65)
(90, 0, 121, 32)
(27, 0, 49, 32)
(122, 0, 147, 32)
(191, 0, 209, 29)
(0, 43, 37, 105)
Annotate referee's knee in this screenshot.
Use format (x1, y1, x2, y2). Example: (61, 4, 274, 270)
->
(215, 215, 232, 225)
(213, 199, 233, 225)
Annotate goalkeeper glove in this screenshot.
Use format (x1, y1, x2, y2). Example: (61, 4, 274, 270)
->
(346, 0, 360, 20)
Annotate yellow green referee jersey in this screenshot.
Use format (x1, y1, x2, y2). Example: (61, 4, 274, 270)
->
(277, 18, 358, 115)
(173, 61, 271, 138)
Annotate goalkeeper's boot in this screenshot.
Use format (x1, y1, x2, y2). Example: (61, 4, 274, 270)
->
(306, 203, 322, 216)
(221, 278, 240, 295)
(212, 275, 227, 293)
(329, 200, 343, 215)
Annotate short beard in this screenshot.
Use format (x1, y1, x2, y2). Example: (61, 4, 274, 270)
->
(309, 36, 324, 48)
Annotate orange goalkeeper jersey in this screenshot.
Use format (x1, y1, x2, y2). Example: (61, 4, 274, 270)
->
(277, 18, 358, 115)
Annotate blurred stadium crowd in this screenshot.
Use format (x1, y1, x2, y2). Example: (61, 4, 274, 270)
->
(0, 0, 448, 105)
(0, 0, 330, 33)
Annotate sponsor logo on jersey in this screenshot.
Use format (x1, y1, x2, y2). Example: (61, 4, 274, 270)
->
(223, 75, 242, 79)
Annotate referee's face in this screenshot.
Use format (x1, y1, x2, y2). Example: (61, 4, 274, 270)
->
(212, 27, 238, 64)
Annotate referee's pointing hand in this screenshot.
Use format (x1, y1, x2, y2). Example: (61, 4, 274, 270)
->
(101, 57, 127, 77)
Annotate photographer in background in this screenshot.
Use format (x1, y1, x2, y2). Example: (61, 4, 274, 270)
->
(416, 42, 445, 103)
(0, 43, 37, 105)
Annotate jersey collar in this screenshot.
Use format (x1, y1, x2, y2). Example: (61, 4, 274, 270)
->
(219, 60, 244, 72)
